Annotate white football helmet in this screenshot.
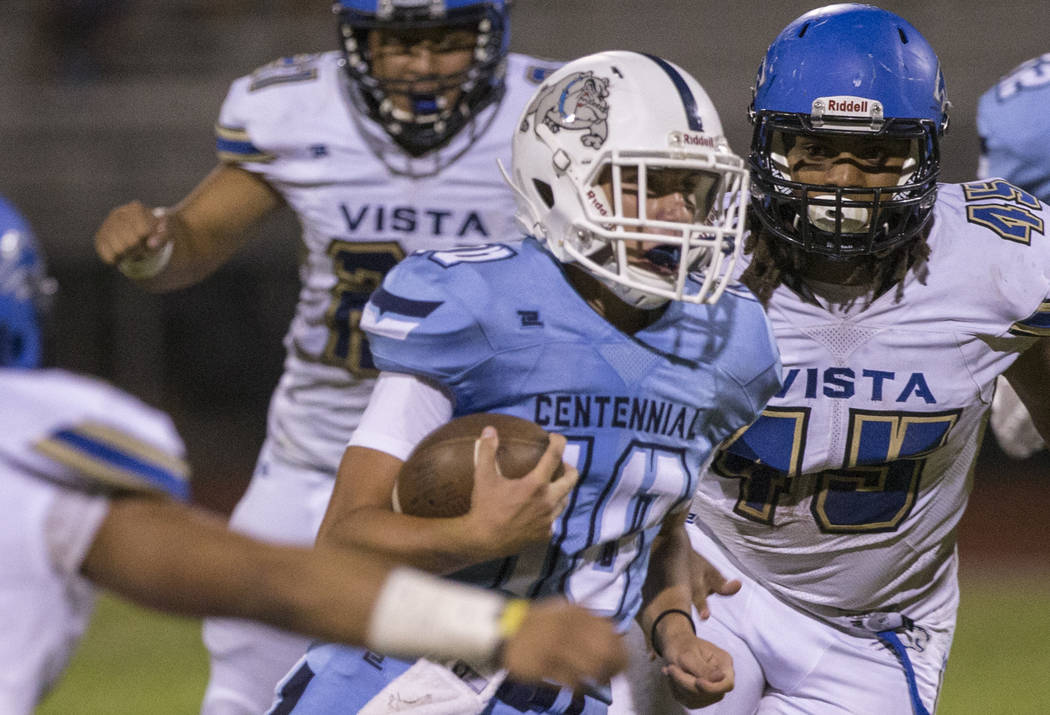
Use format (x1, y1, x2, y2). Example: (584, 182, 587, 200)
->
(505, 50, 749, 308)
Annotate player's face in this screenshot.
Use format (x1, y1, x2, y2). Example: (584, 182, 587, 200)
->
(785, 132, 913, 191)
(596, 166, 712, 227)
(368, 26, 477, 113)
(596, 166, 714, 273)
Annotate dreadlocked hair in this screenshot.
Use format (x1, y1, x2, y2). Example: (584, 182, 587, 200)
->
(740, 225, 931, 307)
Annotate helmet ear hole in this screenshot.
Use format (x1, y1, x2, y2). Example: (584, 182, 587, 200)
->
(532, 179, 555, 208)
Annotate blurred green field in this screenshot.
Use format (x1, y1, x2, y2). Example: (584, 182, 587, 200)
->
(36, 571, 1050, 714)
(37, 597, 208, 714)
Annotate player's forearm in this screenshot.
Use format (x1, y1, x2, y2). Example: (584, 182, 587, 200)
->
(81, 495, 509, 651)
(258, 549, 544, 669)
(120, 165, 281, 292)
(82, 496, 379, 641)
(119, 214, 228, 292)
(317, 505, 496, 575)
(1005, 337, 1050, 443)
(127, 210, 238, 292)
(237, 543, 388, 644)
(81, 496, 283, 615)
(637, 512, 696, 656)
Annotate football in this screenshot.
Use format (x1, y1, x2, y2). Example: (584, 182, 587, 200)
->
(393, 412, 565, 518)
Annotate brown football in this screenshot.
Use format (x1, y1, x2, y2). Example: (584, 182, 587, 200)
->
(393, 413, 565, 518)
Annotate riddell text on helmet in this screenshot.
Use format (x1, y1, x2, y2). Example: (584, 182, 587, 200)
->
(824, 97, 871, 114)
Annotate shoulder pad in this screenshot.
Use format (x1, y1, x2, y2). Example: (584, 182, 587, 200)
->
(247, 53, 326, 93)
(34, 419, 190, 500)
(361, 245, 525, 380)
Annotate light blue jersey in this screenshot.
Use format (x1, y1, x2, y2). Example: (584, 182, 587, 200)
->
(271, 237, 780, 715)
(364, 237, 780, 623)
(977, 52, 1050, 200)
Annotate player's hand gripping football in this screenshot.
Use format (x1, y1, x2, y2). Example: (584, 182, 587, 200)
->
(94, 200, 173, 271)
(501, 598, 627, 690)
(655, 617, 735, 708)
(463, 426, 578, 560)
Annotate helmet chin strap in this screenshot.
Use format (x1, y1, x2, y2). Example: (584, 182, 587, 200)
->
(597, 259, 672, 310)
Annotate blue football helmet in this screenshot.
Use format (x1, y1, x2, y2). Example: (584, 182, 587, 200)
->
(749, 4, 950, 257)
(0, 197, 55, 368)
(335, 0, 510, 156)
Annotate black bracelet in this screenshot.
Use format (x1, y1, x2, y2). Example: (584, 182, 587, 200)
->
(650, 608, 696, 659)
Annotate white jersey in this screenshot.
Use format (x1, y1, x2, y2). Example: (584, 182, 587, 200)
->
(692, 180, 1050, 623)
(215, 51, 559, 471)
(0, 368, 186, 714)
(976, 54, 1050, 460)
(0, 368, 189, 499)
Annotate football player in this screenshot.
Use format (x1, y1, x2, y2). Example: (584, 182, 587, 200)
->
(618, 5, 1050, 715)
(91, 2, 562, 712)
(976, 52, 1050, 460)
(1, 194, 627, 715)
(266, 50, 782, 714)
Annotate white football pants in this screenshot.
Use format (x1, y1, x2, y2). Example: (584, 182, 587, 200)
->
(609, 526, 955, 715)
(200, 439, 336, 715)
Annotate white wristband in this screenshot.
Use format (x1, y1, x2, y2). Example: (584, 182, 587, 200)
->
(366, 567, 517, 663)
(117, 236, 173, 280)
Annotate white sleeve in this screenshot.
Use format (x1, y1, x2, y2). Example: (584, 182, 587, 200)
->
(348, 372, 454, 460)
(991, 376, 1046, 459)
(44, 490, 111, 578)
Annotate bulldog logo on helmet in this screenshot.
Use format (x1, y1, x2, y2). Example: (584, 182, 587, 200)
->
(520, 70, 610, 149)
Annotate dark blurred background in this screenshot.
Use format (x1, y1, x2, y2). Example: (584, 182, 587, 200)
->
(3, 0, 1048, 515)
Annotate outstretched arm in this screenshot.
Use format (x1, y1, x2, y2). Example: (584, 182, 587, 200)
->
(81, 494, 385, 635)
(80, 494, 625, 687)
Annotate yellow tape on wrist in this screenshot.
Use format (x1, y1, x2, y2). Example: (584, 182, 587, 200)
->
(498, 598, 531, 639)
